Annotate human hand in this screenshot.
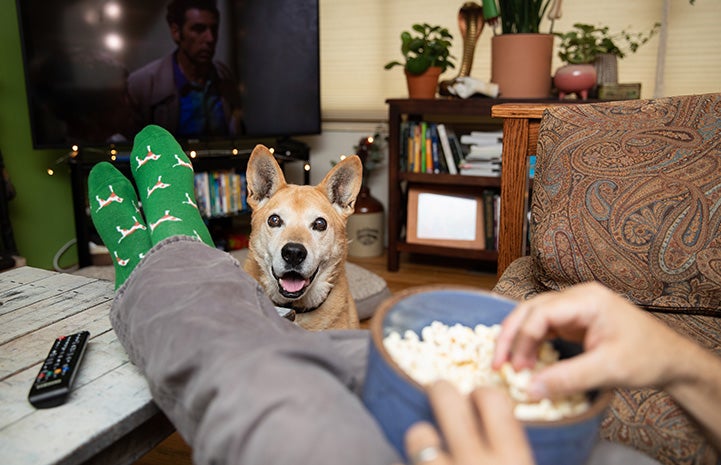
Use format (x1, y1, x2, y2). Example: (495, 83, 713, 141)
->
(491, 282, 685, 400)
(404, 380, 534, 465)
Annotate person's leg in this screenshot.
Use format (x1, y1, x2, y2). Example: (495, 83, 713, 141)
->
(129, 124, 214, 246)
(111, 237, 399, 465)
(88, 162, 152, 288)
(89, 124, 214, 288)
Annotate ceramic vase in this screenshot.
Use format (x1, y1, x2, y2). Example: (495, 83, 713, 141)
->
(593, 53, 618, 86)
(405, 66, 442, 99)
(347, 186, 384, 257)
(553, 64, 597, 100)
(491, 34, 554, 98)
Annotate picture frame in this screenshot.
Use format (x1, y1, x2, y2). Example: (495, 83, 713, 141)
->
(406, 186, 485, 250)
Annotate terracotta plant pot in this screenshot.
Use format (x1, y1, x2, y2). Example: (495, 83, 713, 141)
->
(491, 34, 554, 98)
(405, 66, 442, 99)
(553, 64, 597, 100)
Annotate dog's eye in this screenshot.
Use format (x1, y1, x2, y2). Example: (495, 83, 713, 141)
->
(312, 217, 327, 231)
(268, 214, 283, 228)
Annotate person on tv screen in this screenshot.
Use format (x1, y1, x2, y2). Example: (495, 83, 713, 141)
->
(127, 0, 243, 139)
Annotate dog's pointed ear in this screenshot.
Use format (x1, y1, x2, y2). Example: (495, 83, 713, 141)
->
(245, 144, 287, 210)
(319, 155, 363, 218)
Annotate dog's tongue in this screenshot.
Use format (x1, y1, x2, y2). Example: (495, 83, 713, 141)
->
(280, 276, 308, 293)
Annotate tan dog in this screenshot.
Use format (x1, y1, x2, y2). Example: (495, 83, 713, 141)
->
(244, 144, 363, 330)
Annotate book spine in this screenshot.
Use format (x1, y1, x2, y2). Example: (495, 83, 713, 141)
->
(446, 128, 465, 169)
(436, 123, 458, 175)
(413, 123, 422, 173)
(429, 124, 441, 174)
(420, 121, 428, 173)
(482, 189, 495, 250)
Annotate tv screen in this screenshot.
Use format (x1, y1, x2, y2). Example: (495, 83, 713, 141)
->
(16, 0, 321, 150)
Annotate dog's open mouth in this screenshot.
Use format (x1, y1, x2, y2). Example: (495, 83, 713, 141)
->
(274, 269, 317, 299)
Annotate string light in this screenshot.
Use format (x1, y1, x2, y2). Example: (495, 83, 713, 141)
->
(103, 2, 122, 20)
(46, 145, 80, 176)
(104, 33, 124, 52)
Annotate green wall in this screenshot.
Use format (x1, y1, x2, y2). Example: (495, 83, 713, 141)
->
(0, 2, 77, 270)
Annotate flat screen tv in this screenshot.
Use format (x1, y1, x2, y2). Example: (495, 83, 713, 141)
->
(16, 0, 321, 150)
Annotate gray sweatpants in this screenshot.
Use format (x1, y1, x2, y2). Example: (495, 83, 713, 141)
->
(110, 237, 661, 465)
(110, 237, 400, 465)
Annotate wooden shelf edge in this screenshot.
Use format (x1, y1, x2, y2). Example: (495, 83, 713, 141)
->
(400, 172, 501, 187)
(396, 241, 498, 261)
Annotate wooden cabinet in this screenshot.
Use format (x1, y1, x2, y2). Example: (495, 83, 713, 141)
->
(387, 98, 501, 271)
(386, 98, 558, 273)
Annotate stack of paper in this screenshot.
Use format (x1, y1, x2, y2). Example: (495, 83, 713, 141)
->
(459, 130, 503, 176)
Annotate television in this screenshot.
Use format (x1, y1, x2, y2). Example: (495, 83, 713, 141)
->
(15, 0, 321, 151)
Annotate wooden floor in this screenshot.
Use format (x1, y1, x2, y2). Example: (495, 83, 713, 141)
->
(133, 250, 498, 465)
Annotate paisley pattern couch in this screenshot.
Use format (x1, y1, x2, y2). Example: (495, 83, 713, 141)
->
(493, 93, 721, 465)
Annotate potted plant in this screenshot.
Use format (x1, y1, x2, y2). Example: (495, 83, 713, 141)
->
(553, 22, 660, 99)
(555, 22, 660, 64)
(494, 0, 554, 33)
(385, 23, 456, 99)
(485, 0, 558, 98)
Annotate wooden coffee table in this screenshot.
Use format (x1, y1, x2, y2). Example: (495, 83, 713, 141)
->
(0, 266, 174, 465)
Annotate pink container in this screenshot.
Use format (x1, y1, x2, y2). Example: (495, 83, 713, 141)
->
(553, 64, 597, 100)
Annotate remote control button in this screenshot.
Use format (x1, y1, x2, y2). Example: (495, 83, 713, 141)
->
(29, 331, 90, 409)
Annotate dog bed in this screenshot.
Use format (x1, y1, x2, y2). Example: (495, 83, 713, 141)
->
(72, 248, 390, 321)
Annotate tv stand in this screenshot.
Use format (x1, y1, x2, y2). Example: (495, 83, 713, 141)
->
(274, 137, 310, 184)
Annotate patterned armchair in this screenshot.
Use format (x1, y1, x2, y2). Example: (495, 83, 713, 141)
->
(493, 93, 721, 465)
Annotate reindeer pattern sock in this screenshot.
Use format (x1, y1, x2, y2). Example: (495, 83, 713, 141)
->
(88, 162, 153, 288)
(129, 125, 214, 247)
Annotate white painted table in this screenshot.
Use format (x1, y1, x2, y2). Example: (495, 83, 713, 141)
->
(0, 267, 174, 465)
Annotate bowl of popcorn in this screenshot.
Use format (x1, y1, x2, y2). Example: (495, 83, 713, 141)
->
(361, 286, 611, 465)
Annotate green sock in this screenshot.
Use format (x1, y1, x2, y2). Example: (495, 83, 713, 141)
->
(88, 162, 152, 288)
(129, 125, 214, 247)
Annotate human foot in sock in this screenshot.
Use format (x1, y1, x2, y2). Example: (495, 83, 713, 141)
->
(129, 125, 214, 247)
(88, 162, 152, 288)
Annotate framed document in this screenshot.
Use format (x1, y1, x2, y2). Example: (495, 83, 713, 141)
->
(406, 187, 485, 250)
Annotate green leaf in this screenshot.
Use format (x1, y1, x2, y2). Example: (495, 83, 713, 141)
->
(406, 56, 431, 75)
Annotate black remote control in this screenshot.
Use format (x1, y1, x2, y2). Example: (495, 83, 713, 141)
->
(28, 331, 90, 409)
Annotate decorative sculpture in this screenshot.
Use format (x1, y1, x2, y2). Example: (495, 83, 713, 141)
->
(440, 2, 499, 98)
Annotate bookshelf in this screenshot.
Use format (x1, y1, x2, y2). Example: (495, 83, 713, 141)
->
(70, 147, 308, 268)
(386, 98, 558, 272)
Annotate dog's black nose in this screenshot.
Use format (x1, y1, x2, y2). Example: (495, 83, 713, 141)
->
(281, 242, 307, 267)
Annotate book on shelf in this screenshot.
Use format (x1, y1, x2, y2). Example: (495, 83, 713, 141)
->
(459, 168, 501, 177)
(435, 123, 458, 175)
(420, 121, 428, 173)
(459, 130, 503, 146)
(459, 159, 501, 177)
(482, 189, 497, 250)
(194, 170, 247, 217)
(465, 143, 503, 160)
(446, 127, 465, 170)
(399, 122, 505, 176)
(401, 121, 458, 174)
(460, 130, 503, 165)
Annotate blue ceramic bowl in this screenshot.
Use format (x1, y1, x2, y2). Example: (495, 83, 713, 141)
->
(362, 285, 611, 465)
